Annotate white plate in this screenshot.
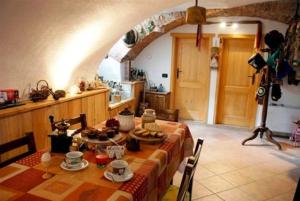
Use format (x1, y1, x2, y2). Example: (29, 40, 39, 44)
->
(60, 159, 89, 171)
(104, 168, 133, 182)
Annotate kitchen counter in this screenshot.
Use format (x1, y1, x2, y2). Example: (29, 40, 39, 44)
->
(0, 88, 109, 118)
(109, 98, 135, 110)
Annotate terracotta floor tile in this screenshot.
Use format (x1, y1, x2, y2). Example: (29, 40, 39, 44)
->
(199, 175, 234, 193)
(172, 173, 213, 199)
(193, 194, 224, 201)
(239, 181, 276, 200)
(192, 180, 214, 199)
(203, 161, 237, 174)
(194, 166, 215, 181)
(182, 122, 300, 201)
(238, 176, 295, 201)
(220, 171, 254, 187)
(237, 165, 276, 180)
(265, 191, 295, 201)
(217, 188, 257, 201)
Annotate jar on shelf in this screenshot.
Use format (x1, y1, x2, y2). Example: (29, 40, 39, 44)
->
(141, 109, 156, 128)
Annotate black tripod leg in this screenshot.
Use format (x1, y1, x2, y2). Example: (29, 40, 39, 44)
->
(259, 130, 264, 138)
(242, 127, 260, 145)
(265, 129, 282, 150)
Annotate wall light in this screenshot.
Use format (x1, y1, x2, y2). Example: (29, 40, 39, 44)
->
(232, 23, 238, 29)
(220, 22, 239, 29)
(220, 22, 227, 28)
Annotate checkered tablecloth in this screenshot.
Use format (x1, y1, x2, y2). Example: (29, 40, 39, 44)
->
(0, 119, 194, 201)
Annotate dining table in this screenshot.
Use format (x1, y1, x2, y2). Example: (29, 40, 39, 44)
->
(0, 118, 194, 201)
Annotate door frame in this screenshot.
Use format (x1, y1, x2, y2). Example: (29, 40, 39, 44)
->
(215, 34, 259, 128)
(170, 33, 213, 122)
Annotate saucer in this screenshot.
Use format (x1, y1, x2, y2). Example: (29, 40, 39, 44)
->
(60, 159, 89, 171)
(104, 168, 133, 182)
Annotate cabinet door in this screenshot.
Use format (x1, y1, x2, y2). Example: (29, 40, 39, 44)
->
(0, 112, 33, 161)
(32, 106, 53, 150)
(51, 102, 69, 120)
(157, 95, 166, 110)
(67, 99, 82, 130)
(81, 96, 95, 126)
(146, 94, 157, 110)
(94, 93, 107, 125)
(68, 99, 82, 118)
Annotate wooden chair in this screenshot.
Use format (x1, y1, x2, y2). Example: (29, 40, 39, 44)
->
(0, 132, 36, 168)
(156, 109, 179, 122)
(293, 178, 300, 201)
(49, 113, 87, 134)
(162, 138, 204, 201)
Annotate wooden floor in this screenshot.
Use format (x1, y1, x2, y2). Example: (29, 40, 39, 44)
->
(174, 122, 299, 201)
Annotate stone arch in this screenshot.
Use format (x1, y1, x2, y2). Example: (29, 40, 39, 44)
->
(113, 0, 296, 62)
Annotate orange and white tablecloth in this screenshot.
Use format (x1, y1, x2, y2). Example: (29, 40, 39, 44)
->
(0, 119, 194, 201)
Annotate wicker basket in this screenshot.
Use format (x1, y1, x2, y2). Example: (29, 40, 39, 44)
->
(29, 80, 50, 102)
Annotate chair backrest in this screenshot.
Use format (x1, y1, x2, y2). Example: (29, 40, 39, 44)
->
(190, 138, 204, 165)
(0, 132, 36, 168)
(156, 109, 179, 122)
(293, 177, 300, 201)
(49, 113, 87, 132)
(177, 138, 204, 201)
(177, 158, 197, 201)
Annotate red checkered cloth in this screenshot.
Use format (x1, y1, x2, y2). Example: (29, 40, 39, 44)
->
(119, 174, 148, 201)
(16, 151, 44, 167)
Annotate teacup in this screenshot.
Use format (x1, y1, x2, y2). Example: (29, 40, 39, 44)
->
(65, 151, 83, 167)
(110, 160, 128, 175)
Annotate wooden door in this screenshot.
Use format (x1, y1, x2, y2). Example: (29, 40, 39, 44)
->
(216, 36, 257, 128)
(172, 34, 210, 122)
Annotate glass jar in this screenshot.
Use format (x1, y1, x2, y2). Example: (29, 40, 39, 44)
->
(141, 109, 156, 128)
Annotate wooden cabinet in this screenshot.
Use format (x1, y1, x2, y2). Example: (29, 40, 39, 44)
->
(81, 96, 96, 127)
(145, 91, 170, 111)
(94, 93, 108, 125)
(0, 90, 109, 160)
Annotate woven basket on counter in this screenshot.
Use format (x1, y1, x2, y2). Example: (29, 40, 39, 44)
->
(29, 80, 50, 102)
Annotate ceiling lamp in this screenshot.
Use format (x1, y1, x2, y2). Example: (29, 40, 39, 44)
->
(185, 0, 206, 48)
(186, 0, 206, 24)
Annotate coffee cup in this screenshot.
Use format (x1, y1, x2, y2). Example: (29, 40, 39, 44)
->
(65, 151, 83, 167)
(110, 160, 128, 175)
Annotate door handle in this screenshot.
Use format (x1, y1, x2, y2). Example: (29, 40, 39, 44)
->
(177, 68, 183, 79)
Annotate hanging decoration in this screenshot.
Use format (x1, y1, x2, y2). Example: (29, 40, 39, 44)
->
(185, 0, 206, 48)
(284, 0, 300, 85)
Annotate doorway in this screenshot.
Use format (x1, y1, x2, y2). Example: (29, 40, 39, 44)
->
(171, 33, 211, 122)
(216, 35, 257, 128)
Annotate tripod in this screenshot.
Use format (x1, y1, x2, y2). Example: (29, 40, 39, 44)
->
(242, 67, 282, 150)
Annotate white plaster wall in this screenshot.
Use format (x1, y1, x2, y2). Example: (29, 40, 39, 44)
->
(133, 17, 300, 132)
(98, 57, 121, 82)
(0, 0, 188, 97)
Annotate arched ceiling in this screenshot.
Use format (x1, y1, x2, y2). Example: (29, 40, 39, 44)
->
(110, 0, 296, 62)
(0, 0, 282, 91)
